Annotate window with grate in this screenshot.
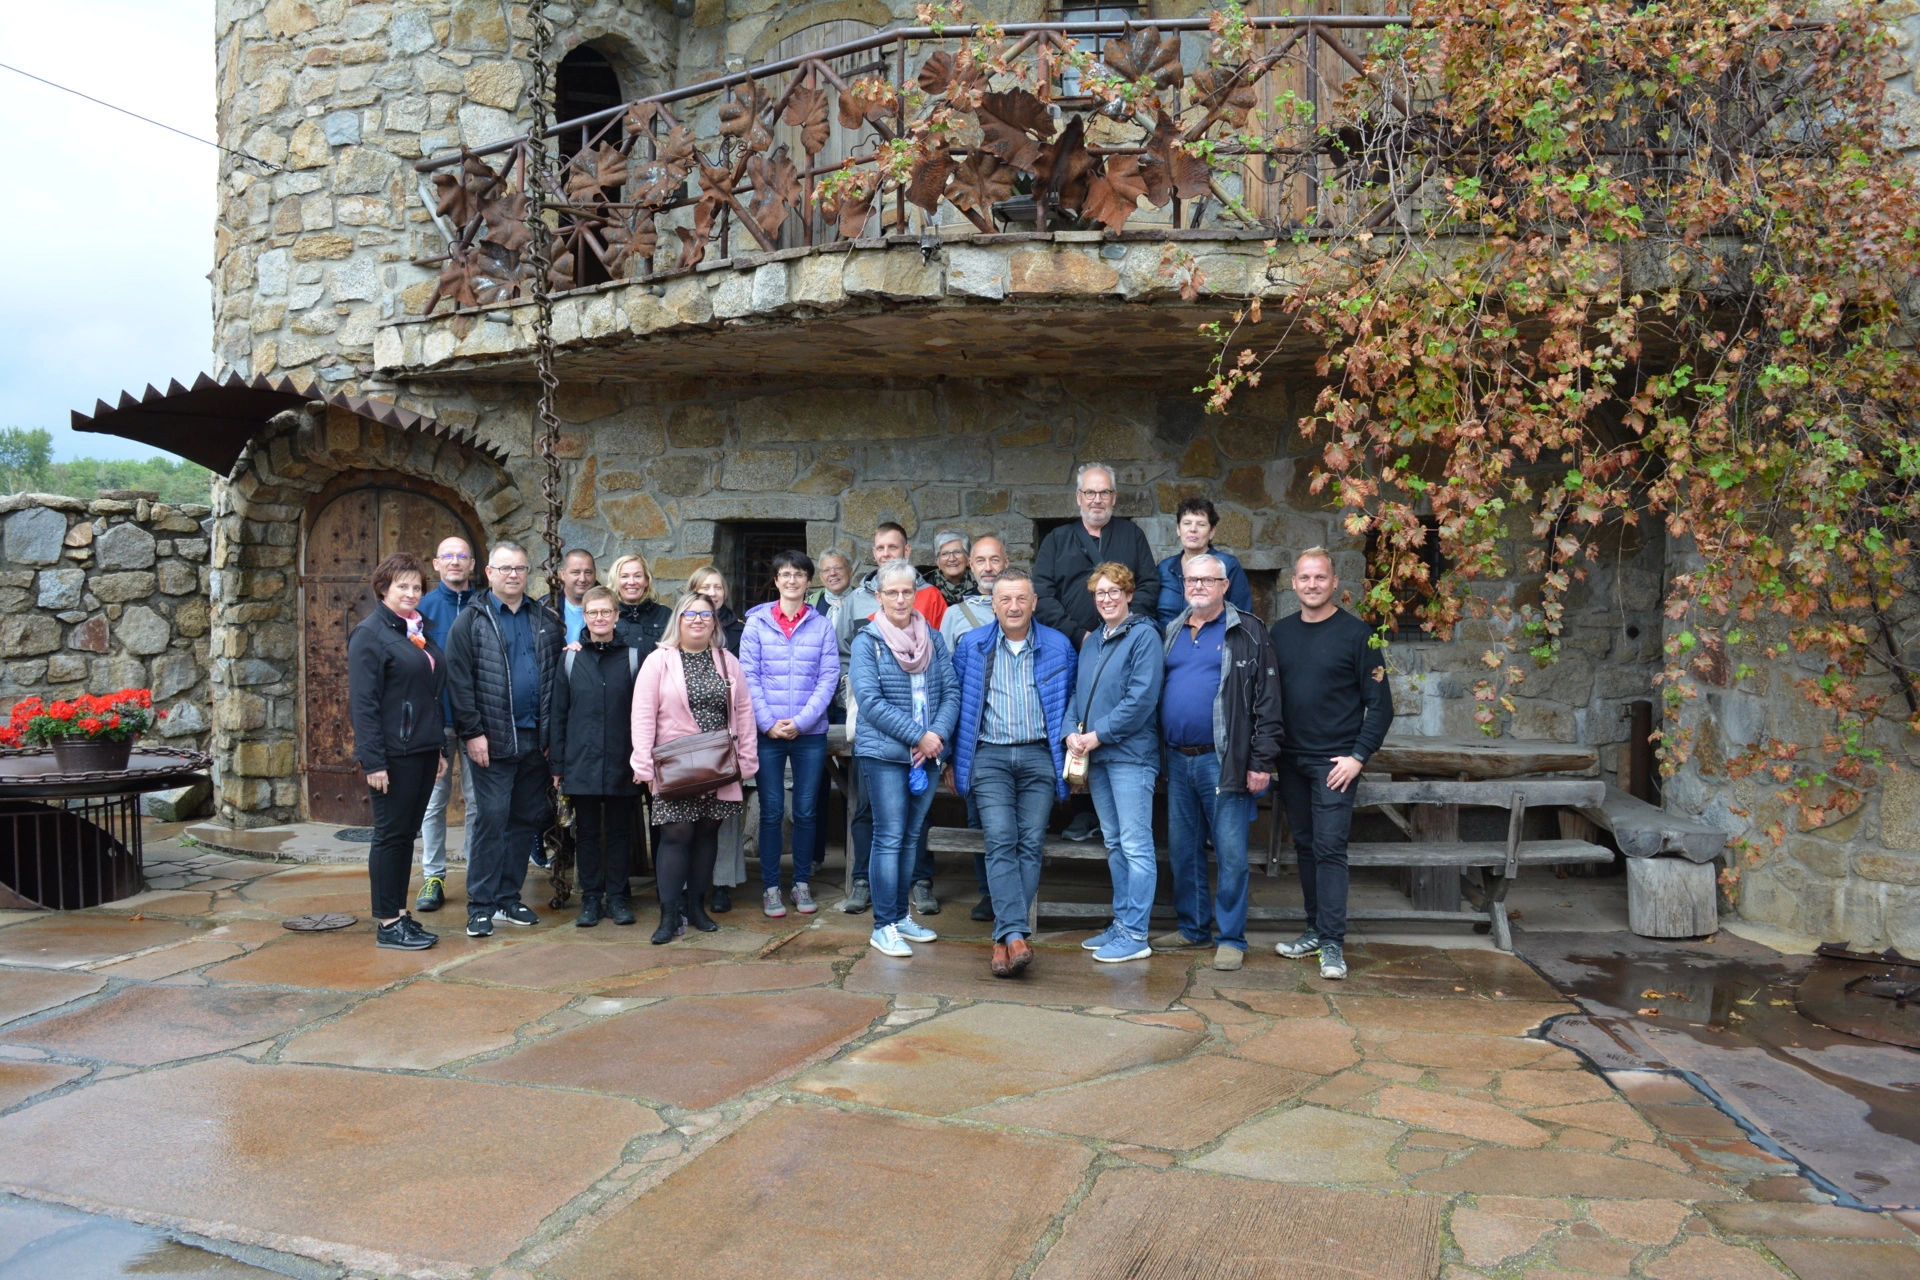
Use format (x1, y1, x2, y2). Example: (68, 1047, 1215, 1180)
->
(1364, 515, 1447, 641)
(718, 521, 811, 609)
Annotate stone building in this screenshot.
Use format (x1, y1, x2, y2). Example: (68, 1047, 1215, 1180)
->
(45, 2, 1920, 948)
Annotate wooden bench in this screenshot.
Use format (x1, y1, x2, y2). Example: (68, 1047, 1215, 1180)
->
(1575, 786, 1725, 937)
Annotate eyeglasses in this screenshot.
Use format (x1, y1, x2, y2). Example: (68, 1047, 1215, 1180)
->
(680, 610, 715, 622)
(1184, 576, 1226, 586)
(491, 564, 529, 575)
(437, 552, 472, 562)
(1079, 488, 1116, 500)
(1092, 588, 1126, 600)
(937, 548, 966, 559)
(584, 610, 618, 620)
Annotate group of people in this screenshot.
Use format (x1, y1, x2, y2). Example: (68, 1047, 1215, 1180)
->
(344, 461, 1392, 981)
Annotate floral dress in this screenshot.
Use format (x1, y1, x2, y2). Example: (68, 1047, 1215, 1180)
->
(651, 647, 744, 824)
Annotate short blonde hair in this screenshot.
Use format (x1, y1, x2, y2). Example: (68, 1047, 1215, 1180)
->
(606, 553, 652, 599)
(687, 565, 725, 598)
(657, 592, 719, 652)
(1294, 546, 1335, 573)
(1085, 561, 1136, 596)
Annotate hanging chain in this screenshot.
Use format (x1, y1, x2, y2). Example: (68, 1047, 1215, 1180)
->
(524, 0, 565, 613)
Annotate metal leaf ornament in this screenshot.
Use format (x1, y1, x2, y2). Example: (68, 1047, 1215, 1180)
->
(1032, 115, 1093, 214)
(838, 78, 898, 130)
(974, 89, 1055, 174)
(906, 147, 957, 212)
(1102, 26, 1184, 91)
(944, 151, 1014, 214)
(1192, 61, 1258, 130)
(1081, 153, 1149, 231)
(565, 143, 629, 202)
(782, 84, 830, 157)
(746, 147, 802, 240)
(1139, 108, 1212, 205)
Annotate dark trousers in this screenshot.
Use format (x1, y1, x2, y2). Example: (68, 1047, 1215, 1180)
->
(758, 732, 828, 889)
(574, 795, 632, 898)
(808, 703, 844, 870)
(467, 749, 549, 914)
(1278, 753, 1358, 943)
(972, 742, 1057, 942)
(368, 752, 438, 919)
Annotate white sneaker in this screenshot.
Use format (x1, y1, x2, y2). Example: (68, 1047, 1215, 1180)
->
(869, 923, 912, 958)
(895, 914, 938, 944)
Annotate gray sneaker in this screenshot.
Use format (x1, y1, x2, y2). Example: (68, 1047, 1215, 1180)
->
(1151, 930, 1210, 952)
(792, 882, 817, 914)
(1275, 930, 1324, 959)
(911, 880, 940, 915)
(1318, 941, 1348, 980)
(762, 887, 787, 918)
(841, 881, 871, 914)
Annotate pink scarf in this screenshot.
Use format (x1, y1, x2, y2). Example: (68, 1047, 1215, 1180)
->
(871, 609, 933, 674)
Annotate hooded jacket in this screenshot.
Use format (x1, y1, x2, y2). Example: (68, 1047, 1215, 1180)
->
(445, 588, 564, 760)
(949, 620, 1077, 799)
(1068, 611, 1166, 770)
(546, 640, 640, 796)
(832, 566, 947, 662)
(740, 600, 840, 736)
(1161, 602, 1284, 793)
(347, 603, 448, 773)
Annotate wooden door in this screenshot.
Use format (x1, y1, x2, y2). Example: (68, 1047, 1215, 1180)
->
(302, 479, 478, 825)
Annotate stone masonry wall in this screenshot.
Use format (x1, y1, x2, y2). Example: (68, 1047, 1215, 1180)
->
(0, 492, 214, 752)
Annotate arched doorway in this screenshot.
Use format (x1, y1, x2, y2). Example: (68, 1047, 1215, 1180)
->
(301, 473, 482, 824)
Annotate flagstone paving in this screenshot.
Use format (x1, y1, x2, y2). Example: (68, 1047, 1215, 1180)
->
(0, 829, 1914, 1278)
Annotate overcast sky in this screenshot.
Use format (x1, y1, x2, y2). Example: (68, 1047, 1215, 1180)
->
(0, 0, 212, 462)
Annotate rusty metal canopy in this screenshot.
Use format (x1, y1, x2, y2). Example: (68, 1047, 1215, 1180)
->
(69, 371, 507, 474)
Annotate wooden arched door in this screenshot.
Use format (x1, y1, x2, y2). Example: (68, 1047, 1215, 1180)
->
(302, 473, 481, 825)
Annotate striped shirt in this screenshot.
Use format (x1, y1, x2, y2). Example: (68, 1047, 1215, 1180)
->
(981, 633, 1046, 745)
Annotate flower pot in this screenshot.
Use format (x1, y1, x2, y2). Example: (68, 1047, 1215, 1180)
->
(50, 736, 134, 773)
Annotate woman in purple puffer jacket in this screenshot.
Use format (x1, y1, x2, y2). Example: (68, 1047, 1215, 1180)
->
(740, 549, 841, 917)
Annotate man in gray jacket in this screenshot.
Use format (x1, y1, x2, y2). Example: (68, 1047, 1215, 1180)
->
(446, 541, 563, 938)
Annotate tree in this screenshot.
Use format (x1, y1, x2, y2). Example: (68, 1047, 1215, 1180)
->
(0, 428, 53, 493)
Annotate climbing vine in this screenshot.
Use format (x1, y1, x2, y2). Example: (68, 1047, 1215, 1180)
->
(1204, 1, 1920, 871)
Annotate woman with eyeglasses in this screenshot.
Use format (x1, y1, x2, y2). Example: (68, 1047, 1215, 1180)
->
(608, 553, 671, 665)
(631, 592, 759, 943)
(1065, 563, 1165, 963)
(548, 586, 642, 927)
(686, 565, 748, 911)
(1156, 496, 1254, 626)
(850, 560, 959, 957)
(740, 550, 840, 917)
(347, 551, 448, 951)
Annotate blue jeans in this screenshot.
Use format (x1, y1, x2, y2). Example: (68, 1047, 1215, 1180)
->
(851, 779, 934, 887)
(1278, 753, 1357, 943)
(418, 728, 477, 880)
(1088, 758, 1158, 941)
(757, 732, 828, 889)
(971, 743, 1057, 942)
(860, 758, 934, 928)
(1165, 749, 1252, 949)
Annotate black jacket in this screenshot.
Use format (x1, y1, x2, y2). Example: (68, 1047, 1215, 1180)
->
(1162, 603, 1284, 793)
(347, 604, 448, 773)
(547, 641, 641, 796)
(615, 598, 672, 665)
(1033, 516, 1161, 647)
(715, 603, 744, 656)
(445, 588, 564, 760)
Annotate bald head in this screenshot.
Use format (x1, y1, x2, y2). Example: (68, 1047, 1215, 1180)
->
(969, 535, 1008, 592)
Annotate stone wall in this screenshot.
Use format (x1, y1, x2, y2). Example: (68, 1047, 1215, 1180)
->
(0, 492, 214, 752)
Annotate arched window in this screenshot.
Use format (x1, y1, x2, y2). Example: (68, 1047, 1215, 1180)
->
(553, 45, 627, 286)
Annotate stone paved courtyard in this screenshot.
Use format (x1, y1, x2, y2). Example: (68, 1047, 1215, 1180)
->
(0, 830, 1916, 1279)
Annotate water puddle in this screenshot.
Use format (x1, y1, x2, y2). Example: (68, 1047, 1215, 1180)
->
(1513, 930, 1920, 1209)
(0, 1196, 307, 1279)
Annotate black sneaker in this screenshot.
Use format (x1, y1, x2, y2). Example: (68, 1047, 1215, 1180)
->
(970, 895, 994, 922)
(399, 916, 438, 944)
(415, 876, 445, 913)
(709, 886, 732, 914)
(494, 902, 539, 927)
(466, 911, 493, 938)
(377, 920, 435, 950)
(1062, 811, 1100, 842)
(606, 895, 636, 926)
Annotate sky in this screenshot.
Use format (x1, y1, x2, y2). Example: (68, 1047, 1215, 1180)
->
(0, 0, 213, 462)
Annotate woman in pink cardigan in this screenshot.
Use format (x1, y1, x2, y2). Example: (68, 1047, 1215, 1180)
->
(631, 592, 759, 943)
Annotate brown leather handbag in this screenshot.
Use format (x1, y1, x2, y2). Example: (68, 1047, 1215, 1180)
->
(649, 652, 743, 801)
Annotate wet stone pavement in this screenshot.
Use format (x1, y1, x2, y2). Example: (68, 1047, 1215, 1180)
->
(0, 831, 1917, 1279)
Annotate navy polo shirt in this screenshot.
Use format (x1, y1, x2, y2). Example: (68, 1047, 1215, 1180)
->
(1161, 613, 1224, 748)
(495, 597, 541, 729)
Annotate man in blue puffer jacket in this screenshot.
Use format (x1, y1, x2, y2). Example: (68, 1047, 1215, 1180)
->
(949, 569, 1076, 978)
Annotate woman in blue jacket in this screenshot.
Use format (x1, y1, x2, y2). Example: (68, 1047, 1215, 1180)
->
(850, 560, 959, 959)
(1156, 496, 1253, 626)
(1065, 563, 1166, 962)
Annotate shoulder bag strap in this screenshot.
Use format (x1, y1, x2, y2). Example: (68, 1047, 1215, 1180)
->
(1077, 631, 1125, 733)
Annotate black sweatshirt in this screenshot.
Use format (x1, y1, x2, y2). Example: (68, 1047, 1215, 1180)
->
(1269, 607, 1394, 762)
(1032, 517, 1160, 647)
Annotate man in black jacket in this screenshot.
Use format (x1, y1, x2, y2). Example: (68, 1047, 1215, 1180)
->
(1269, 548, 1393, 981)
(1032, 462, 1160, 840)
(446, 541, 564, 937)
(1152, 555, 1283, 972)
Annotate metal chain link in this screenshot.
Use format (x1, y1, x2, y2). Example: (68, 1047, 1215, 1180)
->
(523, 0, 565, 610)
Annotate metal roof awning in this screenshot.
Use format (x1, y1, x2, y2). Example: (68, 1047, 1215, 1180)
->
(70, 372, 507, 474)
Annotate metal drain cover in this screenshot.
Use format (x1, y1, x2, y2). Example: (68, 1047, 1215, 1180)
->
(283, 913, 357, 931)
(333, 827, 374, 842)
